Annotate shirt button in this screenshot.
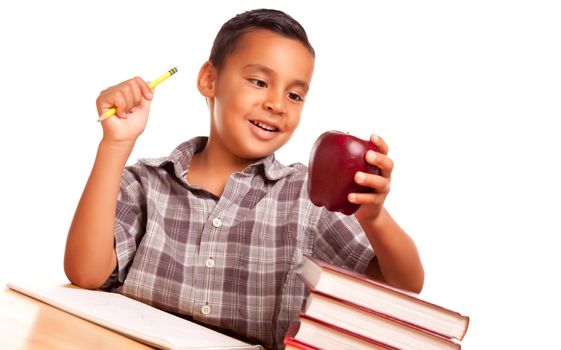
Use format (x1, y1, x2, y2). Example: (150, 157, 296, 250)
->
(201, 305, 211, 315)
(212, 218, 222, 228)
(205, 258, 215, 268)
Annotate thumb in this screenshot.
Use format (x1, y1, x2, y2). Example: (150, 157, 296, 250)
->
(141, 82, 154, 109)
(140, 95, 153, 110)
(141, 81, 155, 101)
(140, 94, 156, 117)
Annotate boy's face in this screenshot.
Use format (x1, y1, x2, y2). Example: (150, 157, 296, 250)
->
(206, 29, 315, 160)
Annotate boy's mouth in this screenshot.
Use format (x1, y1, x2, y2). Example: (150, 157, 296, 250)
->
(249, 120, 279, 132)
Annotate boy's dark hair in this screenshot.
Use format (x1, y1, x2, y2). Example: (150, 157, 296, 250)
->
(209, 9, 315, 68)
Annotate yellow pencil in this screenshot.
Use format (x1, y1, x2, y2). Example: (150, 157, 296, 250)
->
(98, 67, 178, 122)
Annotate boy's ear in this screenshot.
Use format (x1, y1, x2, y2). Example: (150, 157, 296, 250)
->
(197, 61, 217, 98)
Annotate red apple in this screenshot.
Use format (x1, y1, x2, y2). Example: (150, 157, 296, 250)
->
(307, 131, 380, 215)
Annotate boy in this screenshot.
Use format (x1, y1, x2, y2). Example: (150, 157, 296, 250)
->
(65, 9, 423, 349)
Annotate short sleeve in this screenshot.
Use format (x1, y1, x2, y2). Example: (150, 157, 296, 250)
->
(312, 208, 375, 274)
(100, 164, 147, 291)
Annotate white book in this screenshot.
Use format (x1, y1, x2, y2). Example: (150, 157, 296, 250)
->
(7, 282, 263, 350)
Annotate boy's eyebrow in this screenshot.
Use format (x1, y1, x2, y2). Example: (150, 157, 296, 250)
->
(242, 64, 309, 92)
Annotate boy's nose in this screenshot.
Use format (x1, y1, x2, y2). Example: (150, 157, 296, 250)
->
(263, 91, 286, 115)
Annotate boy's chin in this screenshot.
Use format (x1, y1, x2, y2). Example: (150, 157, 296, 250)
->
(239, 138, 287, 160)
(240, 147, 277, 160)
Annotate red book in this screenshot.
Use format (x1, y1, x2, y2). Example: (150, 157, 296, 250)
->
(287, 314, 398, 350)
(304, 290, 461, 350)
(298, 256, 469, 340)
(283, 323, 319, 350)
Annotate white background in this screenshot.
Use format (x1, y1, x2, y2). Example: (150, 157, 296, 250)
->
(1, 1, 560, 348)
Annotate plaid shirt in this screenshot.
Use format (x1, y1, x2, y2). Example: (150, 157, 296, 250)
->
(101, 137, 375, 349)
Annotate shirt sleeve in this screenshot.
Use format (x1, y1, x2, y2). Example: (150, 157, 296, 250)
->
(100, 164, 147, 291)
(312, 208, 375, 274)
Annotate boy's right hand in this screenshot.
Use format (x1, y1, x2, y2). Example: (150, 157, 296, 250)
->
(96, 77, 154, 144)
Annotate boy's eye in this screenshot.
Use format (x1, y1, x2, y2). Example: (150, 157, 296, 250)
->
(249, 78, 267, 88)
(288, 92, 304, 102)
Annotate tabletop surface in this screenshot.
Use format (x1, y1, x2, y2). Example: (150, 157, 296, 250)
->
(0, 286, 154, 350)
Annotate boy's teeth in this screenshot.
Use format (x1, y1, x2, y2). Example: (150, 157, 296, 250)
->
(258, 122, 274, 131)
(252, 120, 277, 131)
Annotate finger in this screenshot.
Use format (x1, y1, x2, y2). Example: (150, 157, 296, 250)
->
(96, 91, 111, 116)
(130, 80, 145, 107)
(134, 76, 153, 100)
(348, 192, 385, 206)
(365, 150, 394, 179)
(354, 171, 390, 193)
(370, 134, 389, 155)
(119, 81, 138, 112)
(120, 78, 148, 115)
(112, 91, 129, 118)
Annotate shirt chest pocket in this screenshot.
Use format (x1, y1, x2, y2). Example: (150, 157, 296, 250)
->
(233, 224, 298, 313)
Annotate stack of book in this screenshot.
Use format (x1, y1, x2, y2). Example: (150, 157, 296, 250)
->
(284, 256, 470, 350)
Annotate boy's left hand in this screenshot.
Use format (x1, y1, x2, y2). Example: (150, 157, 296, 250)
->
(348, 134, 394, 223)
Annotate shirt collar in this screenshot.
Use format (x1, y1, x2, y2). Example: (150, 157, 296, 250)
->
(138, 136, 297, 181)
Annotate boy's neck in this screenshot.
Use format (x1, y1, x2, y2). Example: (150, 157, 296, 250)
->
(186, 136, 255, 197)
(196, 136, 254, 174)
